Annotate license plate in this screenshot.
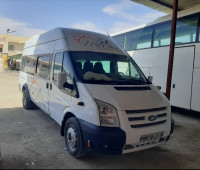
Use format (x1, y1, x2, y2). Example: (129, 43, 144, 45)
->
(140, 132, 164, 142)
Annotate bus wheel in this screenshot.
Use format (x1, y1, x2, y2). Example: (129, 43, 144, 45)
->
(22, 89, 34, 110)
(64, 117, 86, 158)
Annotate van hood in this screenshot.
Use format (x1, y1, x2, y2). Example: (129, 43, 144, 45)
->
(84, 84, 169, 111)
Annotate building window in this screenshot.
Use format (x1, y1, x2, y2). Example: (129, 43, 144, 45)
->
(8, 44, 14, 51)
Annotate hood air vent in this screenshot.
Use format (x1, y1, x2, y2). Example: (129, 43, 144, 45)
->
(114, 86, 151, 91)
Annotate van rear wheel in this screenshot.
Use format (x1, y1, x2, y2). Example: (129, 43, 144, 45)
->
(64, 117, 86, 158)
(22, 89, 34, 110)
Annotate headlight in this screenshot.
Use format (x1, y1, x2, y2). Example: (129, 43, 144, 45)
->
(95, 99, 119, 127)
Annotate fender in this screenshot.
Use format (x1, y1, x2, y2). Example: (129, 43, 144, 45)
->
(60, 112, 75, 136)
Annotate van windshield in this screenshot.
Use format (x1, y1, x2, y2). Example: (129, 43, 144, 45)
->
(70, 51, 148, 85)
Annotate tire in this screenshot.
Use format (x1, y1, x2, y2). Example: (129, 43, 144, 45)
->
(64, 117, 87, 158)
(22, 89, 34, 110)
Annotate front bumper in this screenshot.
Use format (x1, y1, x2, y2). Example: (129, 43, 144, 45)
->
(78, 119, 126, 154)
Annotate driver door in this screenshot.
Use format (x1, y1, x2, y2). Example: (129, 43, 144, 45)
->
(48, 52, 74, 124)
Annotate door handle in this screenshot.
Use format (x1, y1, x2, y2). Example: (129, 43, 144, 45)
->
(172, 84, 175, 88)
(46, 82, 49, 89)
(50, 83, 52, 90)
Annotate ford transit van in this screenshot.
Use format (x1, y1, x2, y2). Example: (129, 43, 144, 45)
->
(19, 28, 174, 158)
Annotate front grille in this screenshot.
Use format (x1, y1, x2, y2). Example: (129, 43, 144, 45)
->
(128, 116, 145, 121)
(157, 113, 167, 118)
(126, 107, 166, 114)
(131, 120, 166, 128)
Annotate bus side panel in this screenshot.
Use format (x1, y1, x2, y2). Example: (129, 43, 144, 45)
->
(191, 68, 200, 112)
(130, 47, 169, 93)
(191, 44, 200, 112)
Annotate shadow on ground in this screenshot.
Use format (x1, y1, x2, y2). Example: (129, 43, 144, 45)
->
(0, 107, 200, 169)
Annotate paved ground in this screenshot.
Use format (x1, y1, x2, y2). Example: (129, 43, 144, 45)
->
(0, 71, 200, 169)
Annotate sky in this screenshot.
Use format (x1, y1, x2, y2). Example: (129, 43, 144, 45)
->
(0, 0, 166, 37)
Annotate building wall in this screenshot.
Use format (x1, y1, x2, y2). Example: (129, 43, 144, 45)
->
(0, 34, 29, 71)
(8, 42, 25, 56)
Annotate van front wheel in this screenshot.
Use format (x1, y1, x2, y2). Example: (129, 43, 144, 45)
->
(64, 117, 86, 158)
(22, 89, 34, 110)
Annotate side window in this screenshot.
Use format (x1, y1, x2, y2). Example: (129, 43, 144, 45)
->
(125, 26, 153, 51)
(20, 56, 26, 71)
(153, 21, 171, 47)
(53, 52, 76, 96)
(53, 52, 63, 81)
(176, 15, 198, 44)
(63, 52, 74, 86)
(113, 34, 125, 48)
(28, 56, 37, 74)
(37, 56, 51, 79)
(22, 56, 37, 74)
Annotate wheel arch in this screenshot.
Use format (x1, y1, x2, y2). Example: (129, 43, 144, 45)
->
(22, 83, 29, 92)
(61, 112, 76, 136)
(22, 83, 32, 99)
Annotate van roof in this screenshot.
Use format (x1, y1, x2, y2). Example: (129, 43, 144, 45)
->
(24, 28, 109, 48)
(23, 28, 125, 55)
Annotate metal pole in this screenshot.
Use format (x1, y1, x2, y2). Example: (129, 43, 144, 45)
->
(166, 0, 178, 99)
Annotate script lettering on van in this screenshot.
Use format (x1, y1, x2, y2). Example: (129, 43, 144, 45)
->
(73, 35, 117, 50)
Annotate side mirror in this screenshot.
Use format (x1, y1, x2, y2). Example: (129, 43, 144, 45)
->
(57, 72, 67, 89)
(63, 81, 74, 91)
(148, 76, 153, 83)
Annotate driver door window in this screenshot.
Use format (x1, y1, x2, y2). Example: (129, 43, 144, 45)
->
(53, 52, 75, 96)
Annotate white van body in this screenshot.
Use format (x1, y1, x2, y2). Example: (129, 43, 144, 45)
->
(19, 28, 174, 157)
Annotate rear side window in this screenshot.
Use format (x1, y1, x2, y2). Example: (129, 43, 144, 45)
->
(21, 56, 37, 74)
(37, 56, 51, 79)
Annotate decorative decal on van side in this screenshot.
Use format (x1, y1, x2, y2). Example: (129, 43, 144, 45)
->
(73, 35, 117, 50)
(30, 78, 38, 88)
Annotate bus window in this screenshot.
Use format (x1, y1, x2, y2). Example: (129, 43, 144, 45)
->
(175, 15, 198, 44)
(153, 21, 171, 47)
(113, 34, 125, 48)
(125, 26, 153, 51)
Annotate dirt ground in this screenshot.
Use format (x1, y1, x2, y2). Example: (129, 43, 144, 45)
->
(0, 70, 200, 169)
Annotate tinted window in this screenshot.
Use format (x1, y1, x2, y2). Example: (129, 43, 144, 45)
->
(176, 15, 198, 44)
(125, 26, 153, 51)
(21, 56, 37, 74)
(113, 34, 125, 48)
(20, 56, 26, 71)
(37, 56, 51, 79)
(63, 52, 73, 85)
(53, 53, 63, 81)
(153, 21, 171, 47)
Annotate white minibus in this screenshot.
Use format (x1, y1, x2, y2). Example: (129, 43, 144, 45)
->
(19, 28, 174, 158)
